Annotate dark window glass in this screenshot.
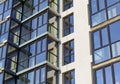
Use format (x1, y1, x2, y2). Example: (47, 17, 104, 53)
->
(105, 66, 113, 84)
(63, 14, 74, 36)
(93, 31, 101, 49)
(96, 69, 104, 84)
(63, 0, 73, 11)
(64, 70, 75, 84)
(36, 52, 46, 64)
(63, 40, 74, 65)
(114, 62, 120, 84)
(109, 21, 120, 43)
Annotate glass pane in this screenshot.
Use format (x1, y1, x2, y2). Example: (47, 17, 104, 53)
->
(108, 3, 120, 19)
(112, 42, 120, 57)
(101, 28, 109, 46)
(114, 62, 120, 84)
(2, 45, 7, 58)
(29, 57, 35, 67)
(35, 70, 40, 84)
(0, 73, 3, 84)
(0, 47, 2, 58)
(30, 43, 36, 56)
(0, 3, 4, 14)
(96, 69, 104, 84)
(36, 52, 46, 64)
(92, 10, 106, 26)
(106, 0, 119, 6)
(42, 38, 46, 51)
(110, 21, 120, 43)
(98, 0, 105, 10)
(105, 66, 113, 84)
(91, 0, 97, 14)
(41, 67, 45, 82)
(28, 72, 34, 84)
(43, 13, 48, 24)
(37, 41, 41, 54)
(93, 31, 101, 49)
(94, 46, 111, 63)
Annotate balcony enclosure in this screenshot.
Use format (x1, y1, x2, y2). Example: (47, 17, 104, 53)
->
(12, 0, 58, 21)
(9, 10, 58, 45)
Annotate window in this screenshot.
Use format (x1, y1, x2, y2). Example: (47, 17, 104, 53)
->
(18, 37, 47, 71)
(91, 10, 107, 26)
(0, 45, 7, 59)
(63, 14, 74, 36)
(63, 0, 73, 11)
(92, 20, 120, 64)
(90, 0, 120, 27)
(63, 40, 74, 65)
(95, 62, 120, 84)
(64, 70, 75, 84)
(18, 67, 46, 84)
(109, 21, 120, 43)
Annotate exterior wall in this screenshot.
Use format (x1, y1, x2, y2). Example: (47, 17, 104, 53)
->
(59, 0, 92, 84)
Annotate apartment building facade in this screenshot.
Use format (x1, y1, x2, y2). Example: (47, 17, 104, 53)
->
(0, 0, 120, 84)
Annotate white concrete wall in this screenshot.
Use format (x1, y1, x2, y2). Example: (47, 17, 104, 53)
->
(59, 0, 92, 84)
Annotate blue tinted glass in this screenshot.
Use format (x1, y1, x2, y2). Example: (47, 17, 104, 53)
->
(93, 31, 100, 49)
(37, 41, 41, 54)
(36, 52, 46, 64)
(110, 21, 120, 43)
(106, 0, 119, 6)
(30, 43, 36, 56)
(0, 73, 3, 84)
(92, 10, 106, 26)
(94, 46, 110, 63)
(101, 28, 109, 46)
(96, 69, 104, 84)
(98, 0, 105, 10)
(108, 3, 120, 19)
(91, 0, 97, 14)
(28, 72, 34, 84)
(38, 24, 47, 36)
(29, 57, 35, 67)
(43, 13, 48, 24)
(39, 0, 48, 10)
(41, 67, 45, 82)
(114, 62, 120, 84)
(42, 38, 46, 51)
(2, 45, 7, 58)
(0, 3, 4, 14)
(105, 66, 113, 84)
(35, 70, 40, 84)
(112, 42, 120, 57)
